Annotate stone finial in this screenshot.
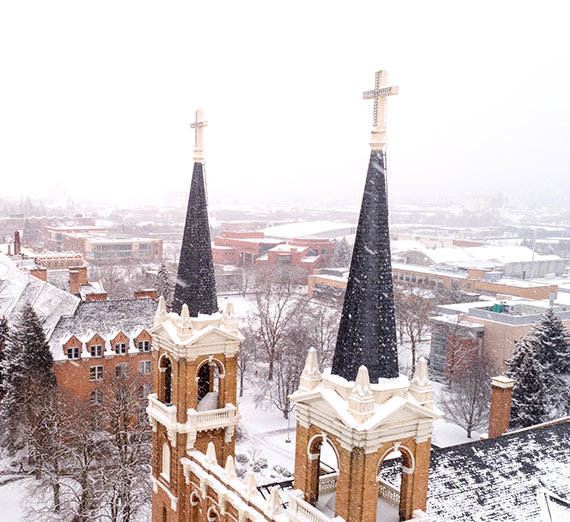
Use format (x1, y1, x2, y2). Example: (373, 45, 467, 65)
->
(298, 348, 322, 392)
(206, 442, 217, 467)
(245, 470, 258, 497)
(221, 302, 239, 334)
(347, 365, 376, 423)
(409, 358, 433, 409)
(176, 304, 193, 341)
(224, 455, 237, 480)
(154, 296, 168, 325)
(267, 486, 282, 515)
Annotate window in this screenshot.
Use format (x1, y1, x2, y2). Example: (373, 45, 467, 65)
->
(67, 346, 80, 359)
(90, 365, 104, 381)
(115, 363, 129, 377)
(138, 340, 150, 352)
(90, 344, 103, 357)
(90, 389, 103, 405)
(115, 342, 127, 355)
(161, 442, 170, 480)
(138, 360, 152, 375)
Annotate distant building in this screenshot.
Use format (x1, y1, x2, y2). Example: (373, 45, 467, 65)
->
(260, 220, 357, 240)
(396, 245, 565, 279)
(64, 232, 163, 263)
(309, 263, 559, 301)
(429, 297, 570, 374)
(213, 232, 283, 265)
(43, 225, 106, 251)
(34, 251, 84, 269)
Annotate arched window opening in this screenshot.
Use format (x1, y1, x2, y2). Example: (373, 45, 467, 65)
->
(197, 361, 222, 412)
(377, 447, 414, 520)
(307, 436, 339, 510)
(159, 356, 173, 405)
(161, 442, 171, 481)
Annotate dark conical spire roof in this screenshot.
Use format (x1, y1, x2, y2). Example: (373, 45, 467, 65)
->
(172, 161, 218, 316)
(331, 149, 399, 382)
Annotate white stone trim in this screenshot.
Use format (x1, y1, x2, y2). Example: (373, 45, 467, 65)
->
(150, 475, 178, 512)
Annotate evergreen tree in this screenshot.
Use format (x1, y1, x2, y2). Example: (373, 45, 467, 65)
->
(529, 307, 570, 374)
(0, 302, 57, 453)
(506, 335, 549, 429)
(331, 236, 352, 268)
(156, 261, 172, 308)
(0, 316, 8, 398)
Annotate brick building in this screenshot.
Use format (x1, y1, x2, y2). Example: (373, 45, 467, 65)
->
(213, 232, 283, 265)
(0, 254, 155, 404)
(49, 297, 156, 403)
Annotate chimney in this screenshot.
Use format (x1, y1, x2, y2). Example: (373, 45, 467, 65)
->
(14, 231, 21, 255)
(69, 270, 80, 294)
(30, 267, 48, 282)
(76, 265, 88, 285)
(85, 292, 108, 301)
(134, 289, 157, 300)
(488, 376, 515, 438)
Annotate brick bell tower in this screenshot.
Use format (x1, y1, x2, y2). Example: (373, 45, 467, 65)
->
(147, 112, 242, 522)
(290, 71, 441, 522)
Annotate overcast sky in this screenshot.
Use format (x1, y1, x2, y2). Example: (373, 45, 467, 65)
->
(1, 2, 569, 208)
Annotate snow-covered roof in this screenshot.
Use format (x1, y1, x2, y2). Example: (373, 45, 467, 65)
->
(0, 260, 80, 338)
(49, 298, 156, 360)
(422, 420, 570, 521)
(400, 245, 563, 267)
(260, 221, 357, 240)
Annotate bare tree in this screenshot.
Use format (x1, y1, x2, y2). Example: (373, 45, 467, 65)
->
(305, 301, 341, 369)
(237, 325, 258, 397)
(97, 373, 152, 522)
(394, 283, 436, 374)
(439, 354, 494, 438)
(247, 266, 306, 380)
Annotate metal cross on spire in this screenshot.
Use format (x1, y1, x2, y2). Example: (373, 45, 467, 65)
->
(190, 110, 208, 163)
(363, 70, 398, 151)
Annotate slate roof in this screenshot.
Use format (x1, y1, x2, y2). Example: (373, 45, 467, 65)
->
(49, 297, 156, 358)
(332, 149, 398, 382)
(381, 420, 570, 521)
(173, 161, 218, 316)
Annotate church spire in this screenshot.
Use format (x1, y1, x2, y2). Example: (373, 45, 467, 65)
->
(331, 71, 399, 382)
(172, 110, 218, 316)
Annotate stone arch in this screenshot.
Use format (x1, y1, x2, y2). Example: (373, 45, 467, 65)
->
(207, 506, 218, 522)
(306, 433, 340, 508)
(195, 357, 225, 410)
(158, 354, 173, 405)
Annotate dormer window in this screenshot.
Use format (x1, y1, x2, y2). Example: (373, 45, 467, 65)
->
(90, 344, 103, 357)
(115, 342, 127, 355)
(138, 340, 150, 352)
(67, 347, 80, 359)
